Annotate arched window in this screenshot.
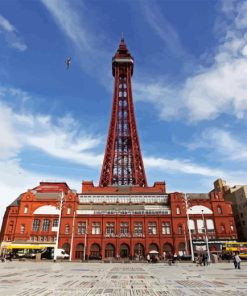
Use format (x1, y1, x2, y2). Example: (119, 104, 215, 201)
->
(67, 207, 71, 215)
(65, 224, 70, 234)
(178, 224, 183, 235)
(8, 221, 14, 233)
(221, 223, 225, 233)
(217, 206, 222, 215)
(24, 206, 28, 214)
(176, 206, 181, 214)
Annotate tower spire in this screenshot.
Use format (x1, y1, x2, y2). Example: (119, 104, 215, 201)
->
(99, 39, 147, 187)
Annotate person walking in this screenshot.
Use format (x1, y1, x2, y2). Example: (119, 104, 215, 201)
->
(234, 252, 241, 269)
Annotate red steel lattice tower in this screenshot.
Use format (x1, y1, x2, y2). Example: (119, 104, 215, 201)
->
(99, 38, 147, 187)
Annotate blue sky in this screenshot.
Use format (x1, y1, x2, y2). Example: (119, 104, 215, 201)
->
(0, 0, 247, 225)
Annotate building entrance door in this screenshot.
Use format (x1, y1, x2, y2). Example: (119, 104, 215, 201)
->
(120, 243, 130, 258)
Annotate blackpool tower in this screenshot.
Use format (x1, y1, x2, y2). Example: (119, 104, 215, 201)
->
(99, 38, 147, 187)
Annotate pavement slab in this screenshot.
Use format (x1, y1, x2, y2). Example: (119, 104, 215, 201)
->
(0, 261, 246, 295)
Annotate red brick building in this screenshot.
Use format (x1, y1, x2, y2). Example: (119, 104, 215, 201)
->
(0, 39, 237, 260)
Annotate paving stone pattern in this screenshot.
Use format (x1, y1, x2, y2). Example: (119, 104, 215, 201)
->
(0, 262, 246, 295)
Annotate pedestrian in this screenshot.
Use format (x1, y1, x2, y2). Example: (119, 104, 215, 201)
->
(234, 252, 241, 269)
(147, 254, 150, 263)
(202, 253, 208, 266)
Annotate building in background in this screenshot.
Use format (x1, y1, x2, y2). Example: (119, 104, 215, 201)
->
(0, 40, 238, 260)
(215, 179, 247, 241)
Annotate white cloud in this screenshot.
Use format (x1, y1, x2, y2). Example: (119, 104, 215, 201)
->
(0, 88, 103, 167)
(0, 14, 27, 51)
(135, 1, 247, 122)
(144, 156, 225, 177)
(188, 127, 247, 161)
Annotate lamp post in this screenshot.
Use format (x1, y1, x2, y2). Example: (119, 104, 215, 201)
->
(201, 209, 210, 263)
(184, 193, 194, 261)
(54, 191, 64, 262)
(83, 220, 88, 261)
(69, 210, 76, 261)
(183, 224, 188, 255)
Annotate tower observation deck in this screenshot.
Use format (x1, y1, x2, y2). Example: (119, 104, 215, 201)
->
(99, 38, 147, 187)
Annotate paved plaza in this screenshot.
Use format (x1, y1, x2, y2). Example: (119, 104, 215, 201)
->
(0, 261, 246, 295)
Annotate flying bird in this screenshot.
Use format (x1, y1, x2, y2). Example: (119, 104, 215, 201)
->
(66, 57, 71, 69)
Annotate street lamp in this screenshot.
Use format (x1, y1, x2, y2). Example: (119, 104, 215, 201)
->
(201, 209, 211, 263)
(54, 191, 64, 262)
(69, 209, 76, 261)
(184, 193, 195, 262)
(83, 220, 88, 261)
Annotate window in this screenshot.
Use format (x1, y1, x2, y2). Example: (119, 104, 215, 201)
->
(161, 222, 170, 234)
(65, 224, 70, 234)
(92, 222, 101, 234)
(40, 236, 44, 241)
(148, 222, 157, 235)
(197, 219, 204, 233)
(217, 206, 222, 215)
(33, 236, 38, 241)
(206, 219, 215, 232)
(42, 219, 50, 232)
(67, 207, 71, 215)
(230, 221, 234, 232)
(221, 224, 225, 233)
(106, 223, 115, 234)
(176, 207, 181, 214)
(32, 219, 40, 232)
(24, 206, 28, 214)
(134, 222, 143, 234)
(120, 222, 129, 234)
(21, 224, 25, 234)
(8, 221, 14, 233)
(78, 222, 86, 234)
(53, 219, 59, 227)
(178, 224, 183, 235)
(188, 220, 195, 233)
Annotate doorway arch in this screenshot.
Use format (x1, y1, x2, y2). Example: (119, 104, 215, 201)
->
(120, 243, 130, 258)
(149, 243, 159, 252)
(134, 243, 145, 259)
(62, 243, 70, 255)
(75, 243, 84, 259)
(90, 243, 101, 259)
(105, 243, 115, 258)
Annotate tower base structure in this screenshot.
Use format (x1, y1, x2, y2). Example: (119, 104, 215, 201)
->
(0, 180, 237, 261)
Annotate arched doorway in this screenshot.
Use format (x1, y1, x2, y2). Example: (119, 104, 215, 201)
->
(90, 243, 101, 260)
(163, 242, 173, 253)
(62, 243, 70, 255)
(149, 243, 159, 252)
(120, 243, 130, 258)
(134, 243, 145, 259)
(105, 243, 115, 258)
(178, 242, 186, 256)
(75, 243, 84, 259)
